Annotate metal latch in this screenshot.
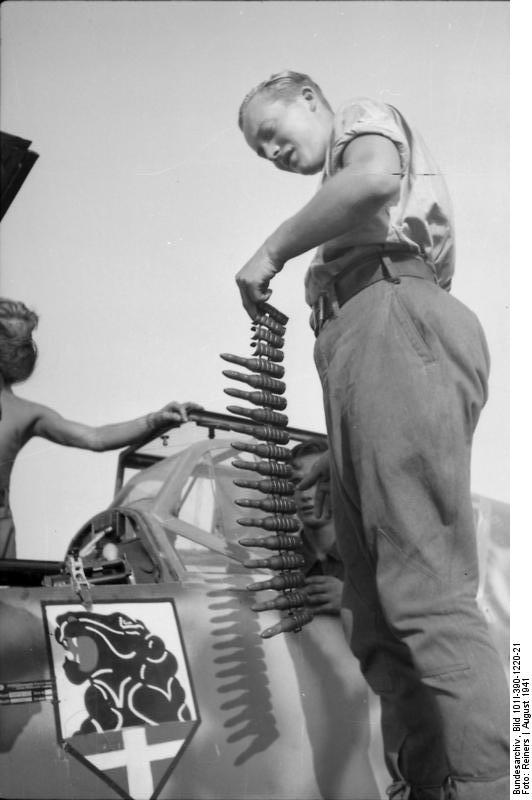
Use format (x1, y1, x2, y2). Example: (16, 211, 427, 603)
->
(65, 555, 93, 607)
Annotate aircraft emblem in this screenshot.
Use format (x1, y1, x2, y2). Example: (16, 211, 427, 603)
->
(43, 600, 199, 799)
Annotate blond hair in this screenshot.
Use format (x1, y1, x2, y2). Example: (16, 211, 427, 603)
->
(0, 298, 39, 384)
(238, 70, 331, 130)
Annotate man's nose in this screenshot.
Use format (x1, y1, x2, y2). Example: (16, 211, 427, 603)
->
(264, 142, 281, 162)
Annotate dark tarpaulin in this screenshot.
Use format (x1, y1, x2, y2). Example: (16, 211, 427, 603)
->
(1, 131, 39, 221)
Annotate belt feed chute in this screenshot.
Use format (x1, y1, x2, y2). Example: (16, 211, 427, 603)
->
(219, 302, 313, 638)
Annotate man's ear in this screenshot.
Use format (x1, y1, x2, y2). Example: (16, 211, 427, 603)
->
(301, 86, 317, 111)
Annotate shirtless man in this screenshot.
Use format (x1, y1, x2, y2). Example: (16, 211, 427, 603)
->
(0, 297, 200, 557)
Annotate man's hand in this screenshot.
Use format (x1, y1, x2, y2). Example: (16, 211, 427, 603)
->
(235, 243, 283, 320)
(297, 450, 331, 519)
(148, 401, 203, 430)
(304, 575, 343, 615)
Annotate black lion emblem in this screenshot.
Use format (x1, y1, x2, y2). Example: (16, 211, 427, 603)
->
(54, 609, 191, 734)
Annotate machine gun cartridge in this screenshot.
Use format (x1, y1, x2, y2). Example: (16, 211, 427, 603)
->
(224, 387, 287, 410)
(252, 314, 286, 335)
(227, 405, 288, 427)
(231, 441, 292, 462)
(261, 609, 314, 639)
(220, 353, 285, 378)
(236, 514, 300, 532)
(229, 422, 290, 444)
(251, 590, 308, 612)
(232, 459, 293, 478)
(233, 477, 295, 494)
(238, 533, 301, 549)
(246, 571, 306, 591)
(251, 342, 284, 362)
(222, 370, 286, 394)
(259, 302, 289, 325)
(244, 553, 305, 570)
(235, 495, 296, 513)
(250, 327, 285, 349)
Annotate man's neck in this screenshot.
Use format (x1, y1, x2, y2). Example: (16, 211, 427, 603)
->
(302, 525, 335, 560)
(0, 381, 13, 394)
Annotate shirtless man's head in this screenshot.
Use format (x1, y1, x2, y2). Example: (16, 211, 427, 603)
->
(0, 298, 38, 387)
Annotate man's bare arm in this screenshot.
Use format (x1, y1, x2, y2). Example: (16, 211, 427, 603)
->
(31, 401, 202, 451)
(267, 134, 401, 264)
(236, 135, 401, 318)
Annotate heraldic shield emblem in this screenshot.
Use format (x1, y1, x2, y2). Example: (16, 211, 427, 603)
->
(43, 600, 199, 800)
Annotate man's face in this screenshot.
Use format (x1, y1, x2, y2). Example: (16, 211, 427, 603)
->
(292, 452, 330, 530)
(241, 89, 330, 175)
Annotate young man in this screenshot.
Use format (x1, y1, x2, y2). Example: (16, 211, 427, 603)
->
(0, 298, 201, 558)
(235, 71, 509, 799)
(291, 439, 343, 616)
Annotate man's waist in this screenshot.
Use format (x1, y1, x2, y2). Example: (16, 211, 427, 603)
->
(311, 247, 438, 336)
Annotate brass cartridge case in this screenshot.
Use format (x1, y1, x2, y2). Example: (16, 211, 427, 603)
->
(235, 495, 296, 512)
(229, 422, 290, 444)
(232, 459, 293, 478)
(261, 609, 314, 639)
(222, 370, 286, 394)
(238, 533, 301, 549)
(246, 571, 306, 591)
(220, 353, 285, 378)
(236, 514, 300, 532)
(244, 553, 305, 570)
(233, 477, 295, 494)
(224, 387, 287, 410)
(252, 342, 284, 362)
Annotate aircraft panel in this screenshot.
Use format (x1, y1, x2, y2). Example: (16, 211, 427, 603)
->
(1, 414, 509, 799)
(0, 580, 383, 800)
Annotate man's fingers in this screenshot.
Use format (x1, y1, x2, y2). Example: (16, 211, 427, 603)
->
(318, 491, 332, 520)
(185, 402, 204, 412)
(297, 476, 315, 491)
(169, 402, 189, 421)
(305, 582, 331, 595)
(298, 454, 329, 491)
(238, 284, 261, 321)
(305, 582, 329, 599)
(315, 488, 325, 518)
(306, 591, 329, 602)
(236, 273, 273, 321)
(161, 411, 184, 425)
(243, 298, 259, 321)
(252, 284, 273, 306)
(174, 403, 187, 421)
(304, 575, 327, 586)
(313, 604, 338, 616)
(314, 480, 331, 518)
(298, 470, 319, 491)
(237, 284, 258, 320)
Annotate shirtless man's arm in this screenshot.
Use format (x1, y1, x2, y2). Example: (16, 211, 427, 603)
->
(28, 399, 201, 451)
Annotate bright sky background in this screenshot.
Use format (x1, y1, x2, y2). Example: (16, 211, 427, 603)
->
(1, 0, 510, 560)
